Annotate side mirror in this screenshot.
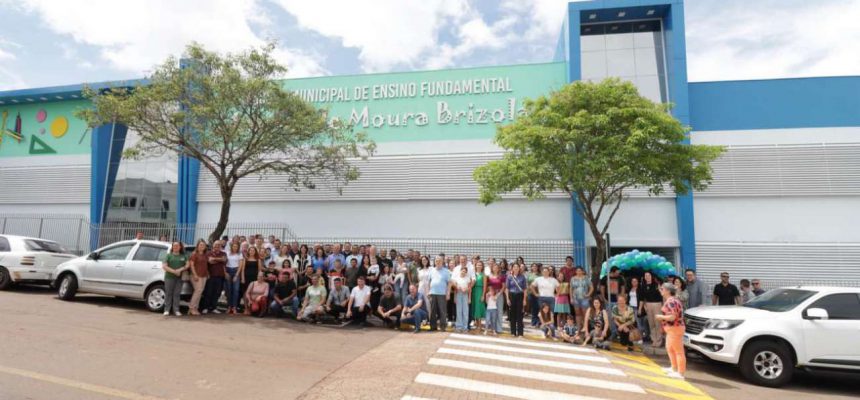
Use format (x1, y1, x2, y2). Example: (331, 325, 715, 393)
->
(88, 252, 100, 261)
(805, 307, 828, 320)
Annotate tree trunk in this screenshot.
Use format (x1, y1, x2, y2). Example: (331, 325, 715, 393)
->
(208, 185, 232, 243)
(592, 235, 607, 281)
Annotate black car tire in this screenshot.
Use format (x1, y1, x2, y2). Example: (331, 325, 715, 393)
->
(0, 266, 11, 290)
(57, 273, 78, 300)
(145, 283, 166, 313)
(739, 340, 794, 388)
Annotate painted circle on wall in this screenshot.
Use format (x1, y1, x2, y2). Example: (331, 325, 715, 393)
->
(50, 116, 69, 138)
(36, 109, 47, 123)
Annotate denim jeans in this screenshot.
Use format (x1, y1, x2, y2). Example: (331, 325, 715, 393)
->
(203, 276, 225, 311)
(493, 292, 505, 333)
(455, 292, 469, 331)
(528, 293, 540, 326)
(541, 322, 557, 338)
(394, 278, 408, 302)
(225, 269, 240, 308)
(164, 277, 182, 313)
(486, 308, 499, 333)
(270, 297, 299, 317)
(402, 309, 427, 332)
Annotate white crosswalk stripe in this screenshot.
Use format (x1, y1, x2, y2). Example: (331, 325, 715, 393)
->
(427, 357, 646, 394)
(415, 372, 609, 400)
(435, 347, 625, 376)
(443, 339, 609, 363)
(448, 333, 598, 353)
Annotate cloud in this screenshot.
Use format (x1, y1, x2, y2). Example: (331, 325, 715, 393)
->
(13, 0, 327, 78)
(685, 0, 860, 81)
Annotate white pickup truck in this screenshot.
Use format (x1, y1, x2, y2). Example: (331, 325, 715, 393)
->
(0, 234, 77, 290)
(684, 286, 860, 387)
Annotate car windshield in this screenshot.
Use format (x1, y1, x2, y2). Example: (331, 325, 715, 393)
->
(743, 288, 817, 312)
(24, 239, 67, 254)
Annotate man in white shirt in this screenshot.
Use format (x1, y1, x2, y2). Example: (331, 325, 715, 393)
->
(346, 276, 372, 326)
(452, 255, 476, 280)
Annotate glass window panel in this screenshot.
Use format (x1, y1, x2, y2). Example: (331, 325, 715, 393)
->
(633, 31, 659, 49)
(634, 47, 660, 75)
(635, 75, 664, 103)
(605, 49, 636, 77)
(580, 35, 606, 52)
(605, 31, 634, 50)
(581, 51, 607, 80)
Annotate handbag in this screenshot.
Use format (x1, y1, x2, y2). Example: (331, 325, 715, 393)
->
(629, 327, 642, 342)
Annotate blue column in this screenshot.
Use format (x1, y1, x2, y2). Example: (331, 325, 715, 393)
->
(566, 7, 588, 267)
(175, 58, 201, 244)
(89, 122, 128, 250)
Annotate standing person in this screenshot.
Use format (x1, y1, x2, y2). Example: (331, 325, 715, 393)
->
(244, 272, 270, 317)
(531, 266, 559, 312)
(629, 277, 648, 343)
(673, 276, 689, 307)
(364, 256, 381, 313)
(684, 269, 705, 309)
(471, 260, 487, 332)
(484, 286, 499, 336)
(452, 266, 472, 333)
(377, 284, 402, 329)
(554, 269, 571, 328)
(239, 246, 262, 314)
(325, 277, 350, 323)
(526, 263, 541, 327)
(583, 297, 610, 350)
(428, 256, 451, 332)
(486, 262, 506, 334)
(640, 271, 663, 347)
(202, 241, 227, 314)
(188, 240, 209, 316)
(712, 272, 741, 306)
(393, 255, 410, 302)
(161, 241, 189, 316)
(346, 276, 372, 326)
(751, 279, 765, 296)
(739, 279, 756, 303)
(298, 275, 327, 323)
(269, 271, 298, 317)
(401, 284, 428, 333)
(311, 247, 326, 274)
(325, 243, 345, 272)
(224, 242, 242, 315)
(378, 263, 395, 289)
(292, 244, 311, 276)
(612, 294, 636, 351)
(417, 255, 432, 298)
(560, 256, 576, 284)
(505, 264, 527, 337)
(656, 283, 686, 379)
(445, 259, 458, 327)
(538, 303, 556, 340)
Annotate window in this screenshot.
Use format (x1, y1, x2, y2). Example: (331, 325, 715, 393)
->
(98, 244, 135, 261)
(0, 236, 10, 252)
(133, 244, 167, 262)
(24, 239, 66, 254)
(807, 293, 860, 320)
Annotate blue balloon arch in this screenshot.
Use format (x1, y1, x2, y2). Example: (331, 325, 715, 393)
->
(599, 249, 677, 279)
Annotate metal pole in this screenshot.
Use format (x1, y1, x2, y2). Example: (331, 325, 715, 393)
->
(38, 218, 44, 238)
(1, 217, 6, 234)
(75, 218, 83, 253)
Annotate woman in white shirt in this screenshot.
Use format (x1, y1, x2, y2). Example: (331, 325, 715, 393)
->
(452, 267, 473, 333)
(531, 266, 559, 312)
(225, 242, 243, 315)
(417, 255, 432, 297)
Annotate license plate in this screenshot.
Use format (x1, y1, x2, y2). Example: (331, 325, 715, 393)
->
(683, 335, 691, 345)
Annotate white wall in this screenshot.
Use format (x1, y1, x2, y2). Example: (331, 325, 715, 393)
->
(0, 203, 88, 216)
(584, 198, 679, 247)
(198, 198, 572, 240)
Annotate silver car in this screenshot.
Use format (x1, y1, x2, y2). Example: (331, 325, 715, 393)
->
(52, 240, 193, 312)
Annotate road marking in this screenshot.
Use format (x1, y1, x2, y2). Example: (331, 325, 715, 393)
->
(448, 333, 598, 353)
(610, 359, 666, 374)
(443, 339, 609, 363)
(427, 357, 645, 394)
(631, 373, 707, 396)
(647, 390, 714, 400)
(0, 365, 165, 400)
(414, 372, 608, 400)
(436, 348, 625, 376)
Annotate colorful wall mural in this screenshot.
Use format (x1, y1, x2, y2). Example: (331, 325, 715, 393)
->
(0, 100, 91, 157)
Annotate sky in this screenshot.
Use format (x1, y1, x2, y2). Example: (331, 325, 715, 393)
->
(0, 0, 858, 91)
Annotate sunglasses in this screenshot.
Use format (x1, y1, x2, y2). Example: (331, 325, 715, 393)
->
(720, 275, 729, 278)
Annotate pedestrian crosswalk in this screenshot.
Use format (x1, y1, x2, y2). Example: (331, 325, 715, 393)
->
(403, 331, 649, 400)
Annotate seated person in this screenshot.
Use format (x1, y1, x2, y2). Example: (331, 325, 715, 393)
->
(376, 284, 403, 329)
(346, 276, 372, 326)
(269, 271, 298, 317)
(400, 284, 428, 333)
(326, 277, 350, 322)
(245, 272, 270, 318)
(298, 275, 327, 323)
(559, 314, 583, 344)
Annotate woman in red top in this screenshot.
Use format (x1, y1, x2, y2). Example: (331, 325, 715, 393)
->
(657, 282, 687, 379)
(245, 272, 270, 318)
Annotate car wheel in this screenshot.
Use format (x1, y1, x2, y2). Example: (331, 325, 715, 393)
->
(145, 284, 166, 313)
(739, 340, 794, 387)
(57, 273, 78, 300)
(0, 267, 12, 290)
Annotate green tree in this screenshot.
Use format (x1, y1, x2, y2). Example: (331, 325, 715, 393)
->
(474, 79, 723, 274)
(79, 43, 374, 242)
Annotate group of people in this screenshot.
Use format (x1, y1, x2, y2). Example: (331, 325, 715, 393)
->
(154, 233, 768, 381)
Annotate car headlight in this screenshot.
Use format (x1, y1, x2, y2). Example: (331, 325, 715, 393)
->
(705, 319, 744, 330)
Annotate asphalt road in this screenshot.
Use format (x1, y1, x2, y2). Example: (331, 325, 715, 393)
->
(0, 285, 396, 400)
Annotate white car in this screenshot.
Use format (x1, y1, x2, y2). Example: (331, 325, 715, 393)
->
(52, 240, 193, 312)
(684, 286, 860, 387)
(0, 234, 76, 290)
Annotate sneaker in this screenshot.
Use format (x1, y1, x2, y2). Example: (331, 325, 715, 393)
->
(666, 371, 685, 380)
(174, 311, 182, 317)
(662, 367, 674, 373)
(211, 309, 222, 314)
(163, 311, 169, 316)
(201, 309, 209, 315)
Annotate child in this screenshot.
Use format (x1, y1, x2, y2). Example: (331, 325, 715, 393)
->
(559, 314, 582, 344)
(485, 286, 499, 336)
(538, 303, 557, 340)
(554, 270, 571, 327)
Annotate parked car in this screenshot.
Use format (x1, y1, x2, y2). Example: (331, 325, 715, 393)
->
(684, 286, 860, 387)
(0, 234, 77, 290)
(52, 240, 195, 312)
